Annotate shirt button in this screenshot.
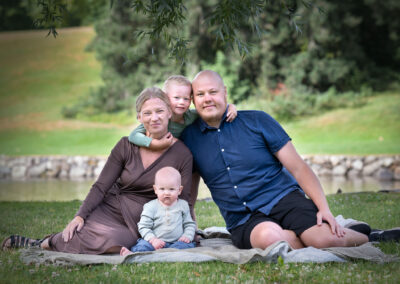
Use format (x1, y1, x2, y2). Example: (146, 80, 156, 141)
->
(221, 149, 225, 152)
(234, 185, 237, 189)
(243, 202, 246, 206)
(227, 167, 230, 171)
(218, 129, 221, 132)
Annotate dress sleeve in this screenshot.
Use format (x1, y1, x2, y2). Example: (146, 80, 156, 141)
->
(138, 202, 156, 241)
(128, 124, 152, 147)
(75, 137, 127, 219)
(181, 201, 196, 241)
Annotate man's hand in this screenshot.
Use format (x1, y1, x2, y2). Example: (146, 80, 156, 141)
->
(62, 216, 84, 242)
(149, 132, 174, 150)
(317, 209, 345, 238)
(225, 104, 237, 122)
(149, 238, 166, 250)
(178, 236, 191, 243)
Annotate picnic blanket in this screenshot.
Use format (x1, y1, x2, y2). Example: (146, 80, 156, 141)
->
(20, 227, 398, 266)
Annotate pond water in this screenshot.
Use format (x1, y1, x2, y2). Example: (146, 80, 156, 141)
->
(0, 177, 399, 202)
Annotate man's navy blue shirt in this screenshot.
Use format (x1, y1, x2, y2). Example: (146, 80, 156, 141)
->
(181, 109, 301, 230)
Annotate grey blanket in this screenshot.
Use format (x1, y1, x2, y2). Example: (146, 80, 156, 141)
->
(20, 227, 398, 266)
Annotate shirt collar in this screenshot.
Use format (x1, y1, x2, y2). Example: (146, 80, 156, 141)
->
(198, 105, 229, 132)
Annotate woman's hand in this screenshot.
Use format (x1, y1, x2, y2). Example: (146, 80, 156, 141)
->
(149, 238, 165, 250)
(226, 104, 238, 122)
(62, 216, 84, 242)
(317, 209, 345, 238)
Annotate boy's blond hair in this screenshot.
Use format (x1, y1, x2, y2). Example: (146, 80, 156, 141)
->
(163, 75, 192, 94)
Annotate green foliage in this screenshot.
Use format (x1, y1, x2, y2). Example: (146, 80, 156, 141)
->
(269, 87, 370, 121)
(0, 0, 108, 32)
(201, 51, 251, 103)
(75, 0, 185, 114)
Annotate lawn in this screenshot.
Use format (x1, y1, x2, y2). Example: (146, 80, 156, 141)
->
(1, 27, 400, 156)
(0, 192, 399, 283)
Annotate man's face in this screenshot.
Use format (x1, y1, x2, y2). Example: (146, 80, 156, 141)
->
(192, 74, 227, 127)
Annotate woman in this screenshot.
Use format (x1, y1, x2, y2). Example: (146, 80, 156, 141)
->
(2, 87, 194, 254)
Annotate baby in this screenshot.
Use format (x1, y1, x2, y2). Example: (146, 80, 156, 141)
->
(120, 166, 196, 256)
(128, 75, 237, 149)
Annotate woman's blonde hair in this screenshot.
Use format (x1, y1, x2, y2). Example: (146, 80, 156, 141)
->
(135, 87, 171, 113)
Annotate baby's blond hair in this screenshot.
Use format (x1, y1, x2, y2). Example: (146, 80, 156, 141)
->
(154, 166, 182, 186)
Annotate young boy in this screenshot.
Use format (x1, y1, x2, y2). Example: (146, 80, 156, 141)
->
(128, 75, 237, 149)
(120, 167, 196, 256)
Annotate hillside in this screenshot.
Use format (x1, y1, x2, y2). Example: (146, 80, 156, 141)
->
(0, 27, 399, 155)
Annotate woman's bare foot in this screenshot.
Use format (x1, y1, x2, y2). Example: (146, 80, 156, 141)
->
(120, 246, 133, 256)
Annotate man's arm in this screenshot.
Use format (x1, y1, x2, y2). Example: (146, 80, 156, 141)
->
(275, 141, 344, 237)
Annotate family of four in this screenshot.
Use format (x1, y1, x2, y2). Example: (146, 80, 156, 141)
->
(3, 70, 372, 255)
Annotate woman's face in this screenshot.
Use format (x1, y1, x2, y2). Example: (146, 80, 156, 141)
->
(137, 98, 171, 139)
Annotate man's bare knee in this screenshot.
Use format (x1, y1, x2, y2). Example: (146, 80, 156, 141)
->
(250, 222, 283, 249)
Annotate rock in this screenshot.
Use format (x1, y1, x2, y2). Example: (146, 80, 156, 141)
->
(351, 159, 363, 171)
(69, 166, 86, 179)
(311, 164, 321, 173)
(376, 168, 394, 180)
(394, 167, 400, 180)
(93, 159, 106, 178)
(382, 157, 394, 167)
(362, 161, 381, 176)
(330, 156, 344, 167)
(364, 155, 377, 164)
(11, 166, 27, 179)
(312, 155, 329, 165)
(332, 165, 347, 176)
(27, 163, 47, 177)
(0, 165, 11, 178)
(59, 169, 69, 179)
(318, 168, 332, 176)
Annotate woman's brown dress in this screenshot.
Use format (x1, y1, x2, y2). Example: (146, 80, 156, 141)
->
(48, 137, 193, 254)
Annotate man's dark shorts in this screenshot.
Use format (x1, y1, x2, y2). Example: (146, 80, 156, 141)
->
(230, 190, 319, 249)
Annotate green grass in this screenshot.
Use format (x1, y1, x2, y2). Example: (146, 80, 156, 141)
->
(283, 93, 400, 154)
(1, 27, 399, 155)
(0, 128, 127, 155)
(0, 193, 399, 283)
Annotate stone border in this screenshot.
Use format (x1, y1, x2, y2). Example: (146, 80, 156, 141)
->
(0, 155, 399, 180)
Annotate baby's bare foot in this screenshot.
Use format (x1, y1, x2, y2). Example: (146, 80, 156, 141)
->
(120, 246, 133, 256)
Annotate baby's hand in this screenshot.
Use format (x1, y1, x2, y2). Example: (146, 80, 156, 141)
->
(226, 104, 237, 122)
(149, 238, 166, 249)
(178, 236, 191, 243)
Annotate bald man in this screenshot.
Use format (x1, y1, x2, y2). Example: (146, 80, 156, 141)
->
(181, 70, 368, 250)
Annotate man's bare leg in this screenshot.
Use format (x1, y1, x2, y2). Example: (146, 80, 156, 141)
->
(250, 221, 304, 249)
(300, 223, 368, 248)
